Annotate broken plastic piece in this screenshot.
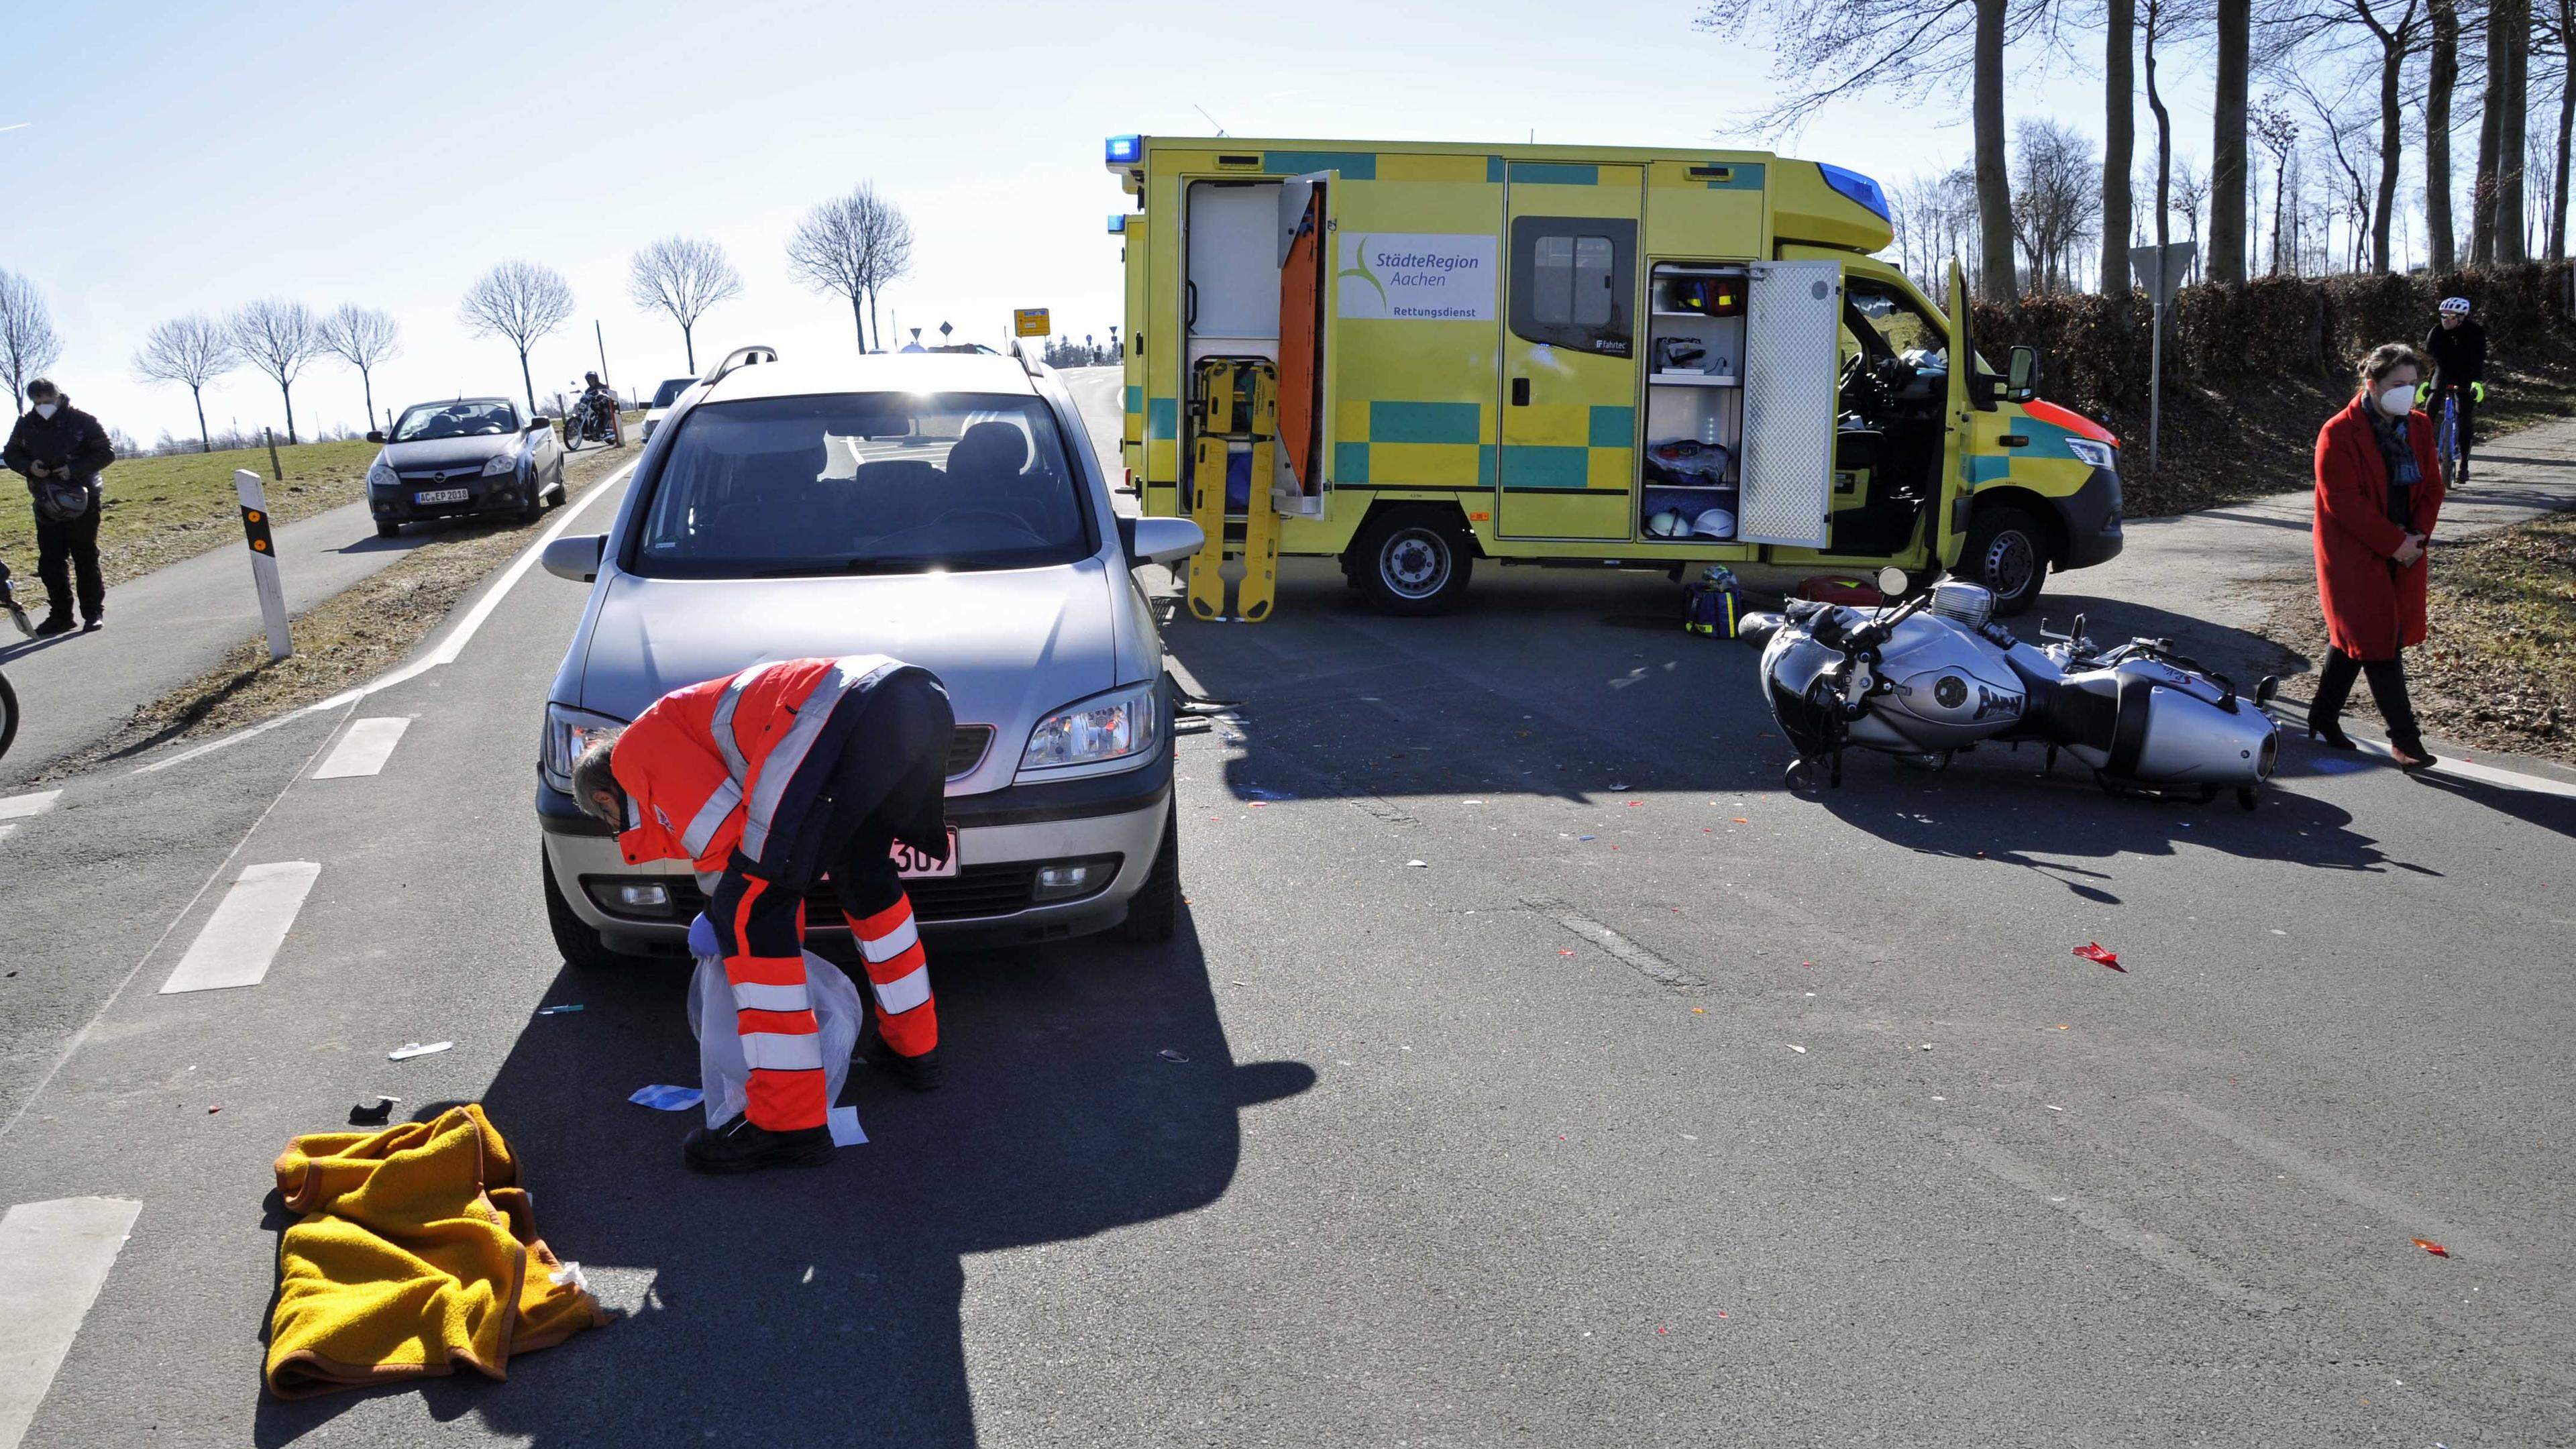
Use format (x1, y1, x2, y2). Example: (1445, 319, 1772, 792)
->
(347, 1096, 397, 1126)
(387, 1040, 453, 1061)
(1786, 1044, 1807, 1054)
(1158, 1049, 1190, 1063)
(629, 1083, 704, 1112)
(2412, 1237, 2450, 1258)
(828, 1105, 867, 1146)
(2073, 943, 2124, 971)
(1406, 859, 1428, 867)
(535, 1004, 585, 1016)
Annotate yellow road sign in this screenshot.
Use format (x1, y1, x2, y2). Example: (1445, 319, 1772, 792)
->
(1013, 307, 1051, 337)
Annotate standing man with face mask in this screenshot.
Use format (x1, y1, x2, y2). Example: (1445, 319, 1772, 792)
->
(2420, 297, 2487, 485)
(3, 379, 114, 636)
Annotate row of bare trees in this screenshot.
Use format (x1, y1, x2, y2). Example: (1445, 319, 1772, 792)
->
(128, 303, 401, 452)
(1701, 0, 2563, 298)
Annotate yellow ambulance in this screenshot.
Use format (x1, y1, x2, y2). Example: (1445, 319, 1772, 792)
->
(1104, 135, 2125, 618)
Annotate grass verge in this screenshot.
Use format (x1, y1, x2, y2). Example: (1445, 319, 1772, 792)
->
(35, 433, 642, 782)
(1, 437, 380, 587)
(2261, 511, 2576, 764)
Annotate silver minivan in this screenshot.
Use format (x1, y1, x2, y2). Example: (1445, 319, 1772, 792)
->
(533, 348, 1203, 965)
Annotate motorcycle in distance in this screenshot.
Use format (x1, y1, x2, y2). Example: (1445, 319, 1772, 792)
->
(1739, 567, 2281, 810)
(561, 388, 623, 451)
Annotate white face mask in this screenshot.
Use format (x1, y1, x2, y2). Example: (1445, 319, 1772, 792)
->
(2377, 384, 2415, 417)
(32, 402, 56, 420)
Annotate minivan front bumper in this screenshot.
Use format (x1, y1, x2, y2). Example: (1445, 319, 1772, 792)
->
(537, 743, 1173, 953)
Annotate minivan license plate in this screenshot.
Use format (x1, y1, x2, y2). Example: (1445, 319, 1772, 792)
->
(415, 488, 469, 504)
(892, 832, 959, 879)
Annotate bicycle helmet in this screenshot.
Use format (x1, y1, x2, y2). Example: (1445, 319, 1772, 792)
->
(2438, 297, 2471, 315)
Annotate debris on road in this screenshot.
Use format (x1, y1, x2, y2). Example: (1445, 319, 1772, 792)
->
(386, 1040, 452, 1061)
(2074, 943, 2125, 971)
(1407, 859, 1428, 867)
(348, 1097, 397, 1126)
(628, 1084, 704, 1111)
(2045, 1104, 2065, 1112)
(534, 1004, 584, 1016)
(2412, 1237, 2451, 1258)
(1158, 1049, 1190, 1063)
(1786, 1044, 1807, 1054)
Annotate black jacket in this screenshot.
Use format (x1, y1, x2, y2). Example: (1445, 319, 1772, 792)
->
(2421, 320, 2487, 388)
(4, 401, 115, 496)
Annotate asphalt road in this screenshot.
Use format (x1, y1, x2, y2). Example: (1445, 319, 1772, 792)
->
(3, 368, 2572, 1447)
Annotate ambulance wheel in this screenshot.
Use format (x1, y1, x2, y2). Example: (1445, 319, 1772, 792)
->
(543, 848, 634, 969)
(1964, 503, 2049, 616)
(1352, 508, 1472, 616)
(1112, 803, 1180, 944)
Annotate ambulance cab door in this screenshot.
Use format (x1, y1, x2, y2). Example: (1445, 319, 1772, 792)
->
(1497, 164, 1643, 541)
(1734, 258, 1840, 549)
(1275, 173, 1330, 510)
(1934, 257, 1975, 570)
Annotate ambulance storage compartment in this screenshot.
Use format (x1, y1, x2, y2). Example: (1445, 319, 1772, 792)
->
(1641, 264, 1746, 543)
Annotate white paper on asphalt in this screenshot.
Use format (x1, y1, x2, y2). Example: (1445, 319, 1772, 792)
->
(158, 861, 321, 994)
(0, 1196, 142, 1449)
(310, 716, 412, 779)
(829, 1105, 867, 1146)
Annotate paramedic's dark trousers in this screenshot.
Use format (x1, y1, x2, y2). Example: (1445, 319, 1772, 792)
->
(34, 502, 103, 623)
(704, 741, 945, 1132)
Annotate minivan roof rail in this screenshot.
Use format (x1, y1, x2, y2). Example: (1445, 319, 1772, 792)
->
(703, 345, 777, 386)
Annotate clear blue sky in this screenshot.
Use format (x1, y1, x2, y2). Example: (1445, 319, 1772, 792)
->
(11, 0, 2206, 445)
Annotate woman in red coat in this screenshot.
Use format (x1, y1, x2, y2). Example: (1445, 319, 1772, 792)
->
(2310, 341, 2445, 767)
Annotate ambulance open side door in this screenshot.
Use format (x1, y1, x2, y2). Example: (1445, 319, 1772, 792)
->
(1735, 259, 1841, 549)
(1275, 172, 1331, 512)
(1933, 258, 1975, 569)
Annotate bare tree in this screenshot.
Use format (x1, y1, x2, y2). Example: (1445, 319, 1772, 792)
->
(0, 268, 63, 415)
(2253, 99, 2304, 270)
(132, 315, 238, 453)
(228, 299, 327, 444)
(2213, 0, 2255, 281)
(1693, 0, 2055, 299)
(2172, 158, 2213, 274)
(317, 305, 401, 435)
(2546, 0, 2574, 257)
(2425, 0, 2465, 266)
(788, 184, 915, 352)
(2012, 118, 2105, 290)
(627, 236, 743, 372)
(2473, 0, 2534, 262)
(460, 262, 575, 415)
(2261, 0, 2422, 270)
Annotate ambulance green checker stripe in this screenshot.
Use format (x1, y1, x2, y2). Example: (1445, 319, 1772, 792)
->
(1330, 402, 1634, 492)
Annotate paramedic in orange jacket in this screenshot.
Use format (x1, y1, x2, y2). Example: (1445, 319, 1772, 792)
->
(571, 655, 954, 1175)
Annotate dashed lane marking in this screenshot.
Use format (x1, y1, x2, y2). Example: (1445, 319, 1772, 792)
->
(310, 716, 411, 780)
(0, 1196, 142, 1449)
(158, 861, 321, 994)
(0, 790, 60, 820)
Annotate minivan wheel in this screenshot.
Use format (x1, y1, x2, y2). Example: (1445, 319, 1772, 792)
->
(543, 848, 637, 969)
(1351, 508, 1473, 616)
(1112, 804, 1180, 944)
(1964, 503, 2049, 616)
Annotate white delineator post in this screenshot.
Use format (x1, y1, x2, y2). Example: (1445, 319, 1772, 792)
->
(233, 469, 292, 662)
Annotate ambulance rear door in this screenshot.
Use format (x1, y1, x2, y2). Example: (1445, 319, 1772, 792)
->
(1734, 259, 1840, 549)
(1275, 172, 1332, 512)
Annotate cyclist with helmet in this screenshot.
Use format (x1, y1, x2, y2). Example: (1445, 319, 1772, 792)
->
(2421, 297, 2487, 483)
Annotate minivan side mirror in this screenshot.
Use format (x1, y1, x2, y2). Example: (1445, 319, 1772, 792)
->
(541, 533, 606, 583)
(2006, 345, 2041, 402)
(1124, 515, 1205, 568)
(365, 429, 384, 444)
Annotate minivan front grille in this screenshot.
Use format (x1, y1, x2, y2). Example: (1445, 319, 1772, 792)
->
(947, 724, 996, 777)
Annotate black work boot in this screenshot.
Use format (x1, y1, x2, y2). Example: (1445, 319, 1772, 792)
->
(876, 1045, 944, 1093)
(32, 614, 72, 638)
(682, 1114, 835, 1175)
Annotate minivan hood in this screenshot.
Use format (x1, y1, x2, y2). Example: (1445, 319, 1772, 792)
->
(381, 433, 517, 470)
(577, 560, 1121, 745)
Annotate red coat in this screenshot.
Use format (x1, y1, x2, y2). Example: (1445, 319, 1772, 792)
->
(2312, 394, 2444, 659)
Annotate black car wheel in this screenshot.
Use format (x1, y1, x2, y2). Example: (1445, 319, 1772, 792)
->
(1964, 503, 2049, 616)
(1350, 508, 1474, 616)
(376, 521, 400, 539)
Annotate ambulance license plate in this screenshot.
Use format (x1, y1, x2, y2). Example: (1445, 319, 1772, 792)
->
(892, 831, 959, 879)
(415, 488, 469, 504)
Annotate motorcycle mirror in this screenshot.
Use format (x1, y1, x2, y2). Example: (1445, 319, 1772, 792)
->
(1875, 566, 1909, 596)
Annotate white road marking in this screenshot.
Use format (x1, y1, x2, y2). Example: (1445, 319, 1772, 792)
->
(158, 861, 321, 994)
(310, 716, 411, 779)
(2153, 1094, 2504, 1259)
(1944, 1131, 2296, 1313)
(1528, 898, 1707, 989)
(0, 1196, 142, 1449)
(0, 790, 60, 821)
(135, 462, 634, 776)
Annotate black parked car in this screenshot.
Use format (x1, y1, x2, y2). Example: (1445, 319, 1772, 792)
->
(365, 398, 568, 538)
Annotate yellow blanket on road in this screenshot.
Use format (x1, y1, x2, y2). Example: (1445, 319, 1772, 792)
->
(265, 1104, 606, 1399)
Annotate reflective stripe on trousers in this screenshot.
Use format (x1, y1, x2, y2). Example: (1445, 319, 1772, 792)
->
(851, 894, 936, 1055)
(720, 875, 828, 1131)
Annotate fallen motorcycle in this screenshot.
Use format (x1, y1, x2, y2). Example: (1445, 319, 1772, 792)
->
(1740, 568, 2280, 808)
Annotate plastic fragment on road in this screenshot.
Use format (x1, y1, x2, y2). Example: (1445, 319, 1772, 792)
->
(1578, 835, 1596, 841)
(1691, 1007, 1706, 1014)
(628, 1084, 704, 1112)
(388, 1041, 453, 1061)
(1407, 859, 1428, 867)
(1159, 1049, 1190, 1063)
(347, 1097, 396, 1126)
(2074, 943, 2124, 971)
(209, 1105, 222, 1114)
(2412, 1237, 2450, 1258)
(1246, 801, 1268, 809)
(2044, 1104, 2065, 1112)
(1559, 949, 1577, 957)
(1733, 817, 1750, 824)
(1609, 782, 1629, 790)
(1785, 1044, 1807, 1054)
(535, 1004, 584, 1016)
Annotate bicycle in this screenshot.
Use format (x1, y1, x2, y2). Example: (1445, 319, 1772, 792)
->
(2436, 390, 2463, 488)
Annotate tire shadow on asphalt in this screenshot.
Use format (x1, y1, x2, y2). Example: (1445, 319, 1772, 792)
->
(248, 907, 1313, 1448)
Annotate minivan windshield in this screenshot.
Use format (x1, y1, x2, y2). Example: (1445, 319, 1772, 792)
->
(392, 400, 517, 441)
(630, 392, 1094, 577)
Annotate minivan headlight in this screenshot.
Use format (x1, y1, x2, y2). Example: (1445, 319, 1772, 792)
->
(2065, 437, 2117, 473)
(1020, 682, 1159, 773)
(541, 702, 628, 794)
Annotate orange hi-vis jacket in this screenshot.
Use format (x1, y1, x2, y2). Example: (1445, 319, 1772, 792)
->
(609, 655, 905, 875)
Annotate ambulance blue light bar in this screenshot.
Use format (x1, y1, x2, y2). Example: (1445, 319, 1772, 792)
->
(1818, 162, 1890, 221)
(1105, 135, 1142, 166)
